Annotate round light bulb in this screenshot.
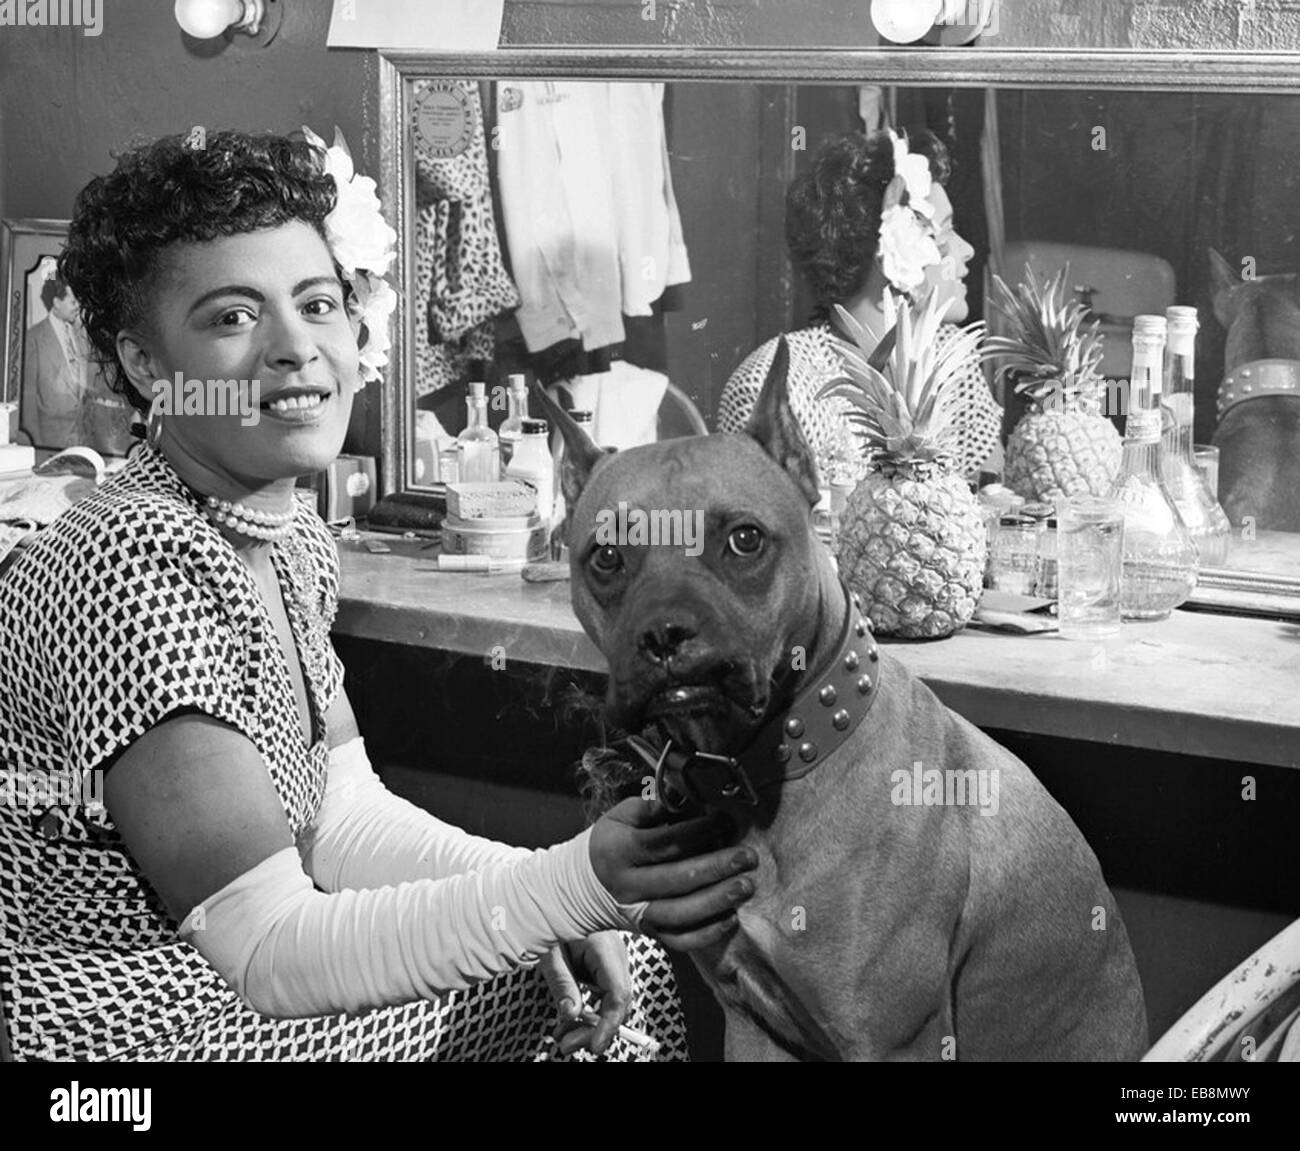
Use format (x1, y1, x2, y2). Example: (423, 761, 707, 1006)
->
(870, 0, 943, 43)
(174, 0, 244, 39)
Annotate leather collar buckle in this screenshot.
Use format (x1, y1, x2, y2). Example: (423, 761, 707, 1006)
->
(625, 734, 759, 814)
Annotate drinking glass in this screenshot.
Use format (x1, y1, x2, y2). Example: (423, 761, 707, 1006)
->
(1057, 495, 1125, 640)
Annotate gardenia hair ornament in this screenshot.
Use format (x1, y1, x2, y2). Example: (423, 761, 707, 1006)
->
(876, 129, 943, 297)
(302, 125, 399, 387)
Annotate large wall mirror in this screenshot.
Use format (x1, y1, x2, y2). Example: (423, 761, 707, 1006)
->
(377, 50, 1300, 616)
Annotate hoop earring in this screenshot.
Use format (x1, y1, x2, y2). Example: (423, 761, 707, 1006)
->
(146, 407, 164, 450)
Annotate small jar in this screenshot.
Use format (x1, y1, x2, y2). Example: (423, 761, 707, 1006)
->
(978, 486, 1024, 588)
(989, 513, 1040, 595)
(1034, 515, 1059, 599)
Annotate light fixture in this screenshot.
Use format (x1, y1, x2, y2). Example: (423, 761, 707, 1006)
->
(870, 0, 943, 44)
(174, 0, 267, 40)
(924, 0, 998, 45)
(871, 0, 996, 45)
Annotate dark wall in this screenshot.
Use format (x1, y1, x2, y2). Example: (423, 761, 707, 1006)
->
(0, 6, 368, 216)
(663, 83, 789, 420)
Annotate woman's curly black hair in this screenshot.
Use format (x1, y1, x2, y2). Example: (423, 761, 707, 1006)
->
(786, 129, 952, 318)
(59, 130, 339, 413)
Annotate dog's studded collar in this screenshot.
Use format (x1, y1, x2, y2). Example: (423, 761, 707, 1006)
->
(1217, 358, 1300, 419)
(623, 584, 879, 815)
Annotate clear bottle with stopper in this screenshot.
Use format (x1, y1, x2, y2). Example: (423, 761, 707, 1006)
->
(456, 381, 500, 483)
(1160, 306, 1231, 567)
(1107, 315, 1198, 620)
(498, 374, 529, 469)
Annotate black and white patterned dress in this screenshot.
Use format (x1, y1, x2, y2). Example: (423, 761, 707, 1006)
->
(716, 322, 1003, 482)
(0, 444, 686, 1061)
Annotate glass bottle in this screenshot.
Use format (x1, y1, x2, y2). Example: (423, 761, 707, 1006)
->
(498, 374, 529, 469)
(505, 417, 555, 523)
(1160, 306, 1231, 567)
(1107, 317, 1198, 621)
(1128, 314, 1166, 410)
(456, 381, 500, 483)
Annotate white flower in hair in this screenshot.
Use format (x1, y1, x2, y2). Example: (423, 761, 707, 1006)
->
(302, 125, 399, 385)
(889, 129, 935, 219)
(351, 273, 397, 382)
(878, 204, 942, 295)
(877, 130, 943, 295)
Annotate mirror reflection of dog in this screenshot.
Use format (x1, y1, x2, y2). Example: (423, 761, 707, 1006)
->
(532, 355, 1148, 1062)
(1209, 248, 1300, 533)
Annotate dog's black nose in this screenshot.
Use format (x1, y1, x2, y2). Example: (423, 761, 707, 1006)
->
(640, 620, 697, 663)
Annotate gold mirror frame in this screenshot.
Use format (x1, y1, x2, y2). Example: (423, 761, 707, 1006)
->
(377, 48, 1300, 616)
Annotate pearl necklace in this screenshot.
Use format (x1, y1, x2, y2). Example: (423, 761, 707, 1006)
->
(203, 494, 297, 542)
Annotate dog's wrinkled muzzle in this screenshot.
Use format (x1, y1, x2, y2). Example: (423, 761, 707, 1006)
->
(613, 584, 881, 818)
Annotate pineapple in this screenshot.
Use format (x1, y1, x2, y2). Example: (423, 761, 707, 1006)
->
(819, 290, 988, 639)
(987, 265, 1122, 502)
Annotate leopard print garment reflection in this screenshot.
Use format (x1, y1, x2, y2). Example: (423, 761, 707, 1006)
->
(411, 80, 521, 397)
(0, 444, 686, 1061)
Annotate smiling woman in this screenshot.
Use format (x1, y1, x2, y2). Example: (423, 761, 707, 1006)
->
(0, 129, 758, 1062)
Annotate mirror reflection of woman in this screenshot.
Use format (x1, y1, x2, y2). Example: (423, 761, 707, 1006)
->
(717, 130, 1001, 484)
(0, 130, 757, 1061)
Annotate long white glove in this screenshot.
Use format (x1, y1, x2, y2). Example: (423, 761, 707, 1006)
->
(180, 830, 636, 1019)
(301, 736, 531, 891)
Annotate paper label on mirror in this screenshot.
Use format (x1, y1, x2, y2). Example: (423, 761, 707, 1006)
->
(413, 82, 476, 159)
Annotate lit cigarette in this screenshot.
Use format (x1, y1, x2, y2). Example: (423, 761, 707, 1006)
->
(580, 1010, 661, 1055)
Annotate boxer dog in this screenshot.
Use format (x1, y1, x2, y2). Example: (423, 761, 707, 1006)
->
(1209, 248, 1300, 532)
(535, 349, 1147, 1062)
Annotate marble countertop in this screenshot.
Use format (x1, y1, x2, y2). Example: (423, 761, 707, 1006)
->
(335, 537, 1300, 770)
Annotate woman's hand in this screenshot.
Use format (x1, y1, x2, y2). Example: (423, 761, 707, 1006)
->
(589, 797, 758, 951)
(539, 933, 629, 1056)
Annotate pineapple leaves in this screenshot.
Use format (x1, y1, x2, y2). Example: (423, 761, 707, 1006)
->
(986, 263, 1106, 406)
(818, 289, 980, 466)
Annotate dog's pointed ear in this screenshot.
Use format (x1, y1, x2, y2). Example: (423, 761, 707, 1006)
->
(529, 382, 614, 509)
(1209, 248, 1243, 326)
(743, 336, 822, 508)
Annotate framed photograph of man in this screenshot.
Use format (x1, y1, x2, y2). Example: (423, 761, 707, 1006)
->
(1, 218, 136, 457)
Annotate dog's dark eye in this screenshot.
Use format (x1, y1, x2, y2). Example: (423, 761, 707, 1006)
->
(728, 526, 764, 556)
(589, 544, 625, 575)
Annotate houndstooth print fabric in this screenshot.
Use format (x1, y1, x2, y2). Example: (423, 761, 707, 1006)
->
(0, 444, 686, 1061)
(716, 322, 1003, 482)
